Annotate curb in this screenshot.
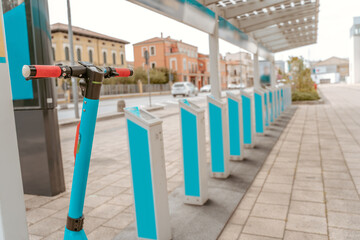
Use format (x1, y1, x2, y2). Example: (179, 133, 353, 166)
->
(58, 91, 171, 105)
(59, 105, 164, 127)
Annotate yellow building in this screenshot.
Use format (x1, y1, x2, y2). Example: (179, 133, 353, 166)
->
(51, 23, 129, 98)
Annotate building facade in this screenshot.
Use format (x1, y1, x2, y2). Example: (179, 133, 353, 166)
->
(133, 35, 227, 89)
(225, 52, 254, 87)
(51, 23, 129, 98)
(311, 57, 349, 84)
(350, 17, 360, 84)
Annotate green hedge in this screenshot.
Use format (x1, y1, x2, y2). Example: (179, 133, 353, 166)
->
(292, 90, 320, 101)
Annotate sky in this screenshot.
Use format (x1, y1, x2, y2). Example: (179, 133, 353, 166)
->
(48, 0, 360, 62)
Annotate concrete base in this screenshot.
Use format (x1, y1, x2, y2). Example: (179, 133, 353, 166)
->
(184, 195, 208, 206)
(230, 155, 244, 161)
(115, 106, 296, 240)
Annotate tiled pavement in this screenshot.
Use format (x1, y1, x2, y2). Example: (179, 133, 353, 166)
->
(26, 84, 360, 240)
(218, 84, 360, 240)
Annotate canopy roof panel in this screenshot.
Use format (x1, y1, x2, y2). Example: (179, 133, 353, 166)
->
(204, 0, 319, 53)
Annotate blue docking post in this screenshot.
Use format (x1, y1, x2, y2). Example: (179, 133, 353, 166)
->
(207, 95, 230, 178)
(241, 90, 255, 148)
(179, 99, 208, 205)
(227, 92, 244, 161)
(254, 89, 265, 135)
(264, 90, 269, 127)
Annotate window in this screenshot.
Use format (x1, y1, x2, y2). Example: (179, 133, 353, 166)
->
(142, 47, 147, 56)
(120, 53, 124, 65)
(150, 46, 155, 56)
(183, 76, 187, 82)
(151, 62, 156, 69)
(112, 52, 116, 65)
(88, 40, 92, 43)
(52, 47, 55, 61)
(65, 46, 70, 61)
(76, 48, 81, 61)
(88, 49, 93, 63)
(103, 51, 107, 64)
(234, 69, 237, 75)
(183, 58, 186, 70)
(188, 62, 191, 72)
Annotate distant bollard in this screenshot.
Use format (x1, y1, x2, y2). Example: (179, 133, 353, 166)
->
(179, 99, 208, 205)
(254, 88, 265, 135)
(267, 87, 275, 123)
(280, 87, 284, 112)
(263, 89, 270, 128)
(241, 90, 255, 148)
(227, 92, 244, 161)
(124, 107, 171, 240)
(207, 95, 230, 178)
(117, 100, 126, 112)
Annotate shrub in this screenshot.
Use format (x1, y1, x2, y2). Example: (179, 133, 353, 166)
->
(292, 90, 320, 101)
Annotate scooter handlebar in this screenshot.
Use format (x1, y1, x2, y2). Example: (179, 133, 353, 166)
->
(22, 65, 62, 79)
(111, 68, 133, 77)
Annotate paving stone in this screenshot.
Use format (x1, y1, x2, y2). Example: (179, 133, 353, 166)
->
(218, 223, 243, 240)
(329, 227, 360, 240)
(289, 201, 326, 217)
(84, 195, 112, 208)
(251, 203, 288, 220)
(239, 233, 282, 240)
(325, 188, 360, 200)
(238, 196, 257, 210)
(28, 217, 64, 236)
(257, 192, 290, 206)
(284, 230, 328, 240)
(229, 209, 250, 225)
(293, 180, 323, 191)
(42, 230, 64, 240)
(327, 199, 360, 214)
(243, 217, 285, 238)
(262, 183, 292, 194)
(286, 214, 327, 235)
(26, 208, 57, 224)
(328, 211, 360, 230)
(324, 179, 356, 190)
(103, 212, 134, 230)
(88, 226, 119, 240)
(292, 190, 324, 203)
(87, 203, 126, 219)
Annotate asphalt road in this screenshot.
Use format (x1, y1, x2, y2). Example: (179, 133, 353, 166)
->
(57, 92, 211, 120)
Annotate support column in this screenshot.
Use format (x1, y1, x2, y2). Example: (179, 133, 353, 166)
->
(208, 7, 221, 100)
(0, 5, 29, 238)
(253, 53, 260, 89)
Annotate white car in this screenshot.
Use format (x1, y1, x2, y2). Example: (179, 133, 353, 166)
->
(200, 84, 211, 92)
(228, 84, 238, 89)
(171, 82, 198, 97)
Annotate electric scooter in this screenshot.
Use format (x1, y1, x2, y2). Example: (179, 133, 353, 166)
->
(22, 62, 133, 240)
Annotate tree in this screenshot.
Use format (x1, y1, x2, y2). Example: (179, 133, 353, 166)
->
(287, 56, 315, 92)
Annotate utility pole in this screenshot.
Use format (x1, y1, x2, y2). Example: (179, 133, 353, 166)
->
(144, 50, 152, 107)
(67, 0, 79, 118)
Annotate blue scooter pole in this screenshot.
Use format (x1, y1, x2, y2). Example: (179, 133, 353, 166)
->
(22, 63, 133, 239)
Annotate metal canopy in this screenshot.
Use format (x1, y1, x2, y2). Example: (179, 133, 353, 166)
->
(204, 0, 319, 53)
(127, 0, 319, 57)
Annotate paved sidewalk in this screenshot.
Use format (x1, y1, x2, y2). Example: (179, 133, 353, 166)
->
(218, 84, 360, 240)
(25, 84, 360, 240)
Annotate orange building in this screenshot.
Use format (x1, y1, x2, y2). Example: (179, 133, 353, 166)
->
(133, 35, 227, 89)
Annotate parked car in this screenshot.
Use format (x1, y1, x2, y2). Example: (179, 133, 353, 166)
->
(200, 84, 211, 92)
(236, 83, 246, 89)
(228, 84, 238, 89)
(171, 82, 198, 97)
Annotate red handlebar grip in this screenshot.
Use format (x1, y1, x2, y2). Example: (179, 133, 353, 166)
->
(115, 68, 133, 77)
(22, 65, 62, 79)
(34, 65, 62, 78)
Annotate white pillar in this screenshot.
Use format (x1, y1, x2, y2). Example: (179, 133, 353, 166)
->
(208, 7, 221, 100)
(270, 60, 276, 87)
(253, 53, 260, 89)
(0, 5, 29, 239)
